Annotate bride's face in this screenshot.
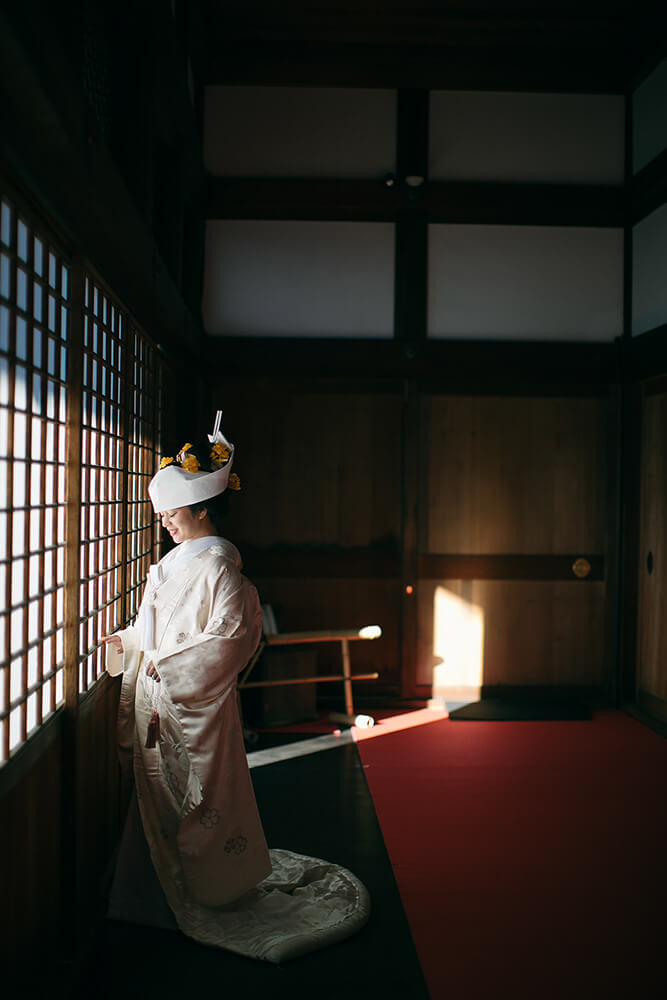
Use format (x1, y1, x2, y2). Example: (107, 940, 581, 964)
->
(159, 506, 207, 544)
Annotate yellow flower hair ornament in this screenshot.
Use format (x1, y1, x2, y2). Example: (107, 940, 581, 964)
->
(228, 473, 241, 491)
(210, 441, 231, 468)
(172, 442, 199, 473)
(180, 454, 200, 473)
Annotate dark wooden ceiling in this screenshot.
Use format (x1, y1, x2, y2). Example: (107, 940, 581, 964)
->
(193, 0, 666, 93)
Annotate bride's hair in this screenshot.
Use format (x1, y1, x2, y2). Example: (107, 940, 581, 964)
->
(188, 490, 229, 535)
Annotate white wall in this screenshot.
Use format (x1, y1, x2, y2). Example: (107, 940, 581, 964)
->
(632, 56, 667, 335)
(205, 86, 396, 178)
(632, 204, 667, 336)
(203, 220, 395, 338)
(429, 91, 624, 184)
(202, 87, 629, 341)
(633, 57, 667, 174)
(428, 225, 624, 340)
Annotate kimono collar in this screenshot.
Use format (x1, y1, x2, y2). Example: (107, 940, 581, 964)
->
(137, 536, 236, 653)
(163, 536, 223, 575)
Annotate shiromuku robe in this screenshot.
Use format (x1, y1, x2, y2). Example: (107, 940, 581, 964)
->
(107, 536, 371, 962)
(106, 538, 272, 921)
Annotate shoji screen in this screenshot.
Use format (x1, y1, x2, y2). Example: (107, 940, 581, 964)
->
(0, 197, 70, 760)
(79, 274, 162, 692)
(0, 183, 165, 761)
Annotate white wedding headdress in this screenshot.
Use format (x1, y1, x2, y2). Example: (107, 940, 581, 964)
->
(148, 411, 236, 512)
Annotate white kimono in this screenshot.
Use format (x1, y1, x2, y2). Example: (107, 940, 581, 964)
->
(107, 538, 271, 910)
(107, 536, 371, 962)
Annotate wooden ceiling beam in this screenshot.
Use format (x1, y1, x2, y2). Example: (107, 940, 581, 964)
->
(200, 40, 627, 92)
(206, 334, 617, 388)
(206, 176, 624, 227)
(206, 177, 397, 222)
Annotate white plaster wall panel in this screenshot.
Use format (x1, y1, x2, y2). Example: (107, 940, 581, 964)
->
(203, 220, 395, 338)
(633, 57, 667, 173)
(428, 225, 624, 341)
(204, 86, 396, 178)
(429, 91, 624, 184)
(632, 203, 667, 335)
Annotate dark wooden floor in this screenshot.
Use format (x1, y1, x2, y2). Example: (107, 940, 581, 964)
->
(73, 732, 429, 1000)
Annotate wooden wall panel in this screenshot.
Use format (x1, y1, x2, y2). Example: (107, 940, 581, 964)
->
(0, 725, 62, 966)
(209, 380, 613, 700)
(636, 391, 667, 714)
(417, 579, 606, 689)
(0, 682, 125, 974)
(418, 393, 611, 695)
(423, 395, 608, 554)
(252, 576, 401, 695)
(206, 379, 404, 701)
(216, 381, 402, 551)
(76, 678, 124, 929)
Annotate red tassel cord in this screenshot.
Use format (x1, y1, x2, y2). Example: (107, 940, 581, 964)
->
(145, 710, 161, 748)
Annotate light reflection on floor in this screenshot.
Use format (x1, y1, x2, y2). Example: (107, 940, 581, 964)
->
(247, 730, 356, 768)
(246, 705, 448, 768)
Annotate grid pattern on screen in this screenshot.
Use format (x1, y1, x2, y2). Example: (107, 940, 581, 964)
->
(0, 179, 166, 763)
(126, 327, 161, 621)
(79, 277, 126, 691)
(0, 196, 69, 761)
(78, 279, 161, 692)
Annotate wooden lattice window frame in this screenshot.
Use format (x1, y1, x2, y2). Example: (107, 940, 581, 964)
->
(0, 194, 70, 760)
(0, 179, 166, 764)
(78, 274, 162, 693)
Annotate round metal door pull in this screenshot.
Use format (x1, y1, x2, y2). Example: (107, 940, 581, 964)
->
(572, 557, 592, 579)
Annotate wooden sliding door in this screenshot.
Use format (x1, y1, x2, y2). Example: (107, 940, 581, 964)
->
(416, 392, 615, 701)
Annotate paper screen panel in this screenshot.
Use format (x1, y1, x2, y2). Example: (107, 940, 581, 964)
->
(0, 196, 69, 760)
(79, 278, 161, 691)
(125, 326, 161, 620)
(78, 277, 126, 691)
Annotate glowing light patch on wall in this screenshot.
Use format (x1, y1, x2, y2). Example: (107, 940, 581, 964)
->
(432, 585, 485, 697)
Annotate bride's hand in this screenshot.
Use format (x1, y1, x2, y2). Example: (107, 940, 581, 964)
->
(101, 635, 123, 653)
(145, 660, 161, 682)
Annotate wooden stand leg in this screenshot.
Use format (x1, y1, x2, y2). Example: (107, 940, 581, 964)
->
(341, 638, 354, 718)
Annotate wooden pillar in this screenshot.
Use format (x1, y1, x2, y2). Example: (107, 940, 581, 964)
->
(616, 90, 640, 707)
(61, 254, 84, 963)
(394, 89, 428, 343)
(395, 90, 429, 698)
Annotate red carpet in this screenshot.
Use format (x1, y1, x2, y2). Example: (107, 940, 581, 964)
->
(355, 710, 667, 1000)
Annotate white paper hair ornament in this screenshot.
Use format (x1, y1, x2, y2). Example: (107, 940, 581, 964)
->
(148, 411, 235, 513)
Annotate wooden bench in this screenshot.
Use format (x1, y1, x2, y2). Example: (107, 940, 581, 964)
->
(239, 607, 382, 723)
